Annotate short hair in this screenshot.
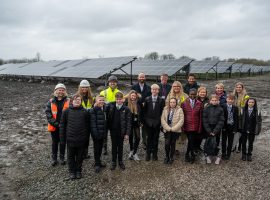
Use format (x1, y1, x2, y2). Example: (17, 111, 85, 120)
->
(71, 93, 82, 101)
(151, 84, 160, 89)
(187, 73, 195, 79)
(189, 88, 197, 94)
(197, 86, 207, 96)
(226, 93, 235, 100)
(161, 73, 168, 77)
(210, 94, 219, 100)
(215, 83, 224, 89)
(115, 92, 124, 99)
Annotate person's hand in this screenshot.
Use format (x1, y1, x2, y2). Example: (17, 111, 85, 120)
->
(210, 132, 215, 136)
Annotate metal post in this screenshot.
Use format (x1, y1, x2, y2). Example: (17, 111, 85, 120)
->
(130, 62, 133, 85)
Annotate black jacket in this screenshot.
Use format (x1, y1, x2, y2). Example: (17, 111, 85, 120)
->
(124, 100, 143, 127)
(142, 96, 165, 127)
(89, 106, 107, 140)
(60, 106, 90, 147)
(131, 83, 151, 103)
(222, 104, 239, 132)
(158, 83, 171, 99)
(203, 104, 224, 135)
(241, 108, 262, 135)
(183, 82, 200, 94)
(106, 102, 131, 137)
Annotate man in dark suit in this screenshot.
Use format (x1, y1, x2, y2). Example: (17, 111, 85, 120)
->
(158, 73, 171, 100)
(143, 84, 165, 161)
(131, 72, 151, 149)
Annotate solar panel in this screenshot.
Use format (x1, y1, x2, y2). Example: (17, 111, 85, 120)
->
(112, 58, 193, 76)
(231, 63, 243, 73)
(241, 64, 253, 73)
(51, 56, 136, 78)
(189, 60, 219, 73)
(0, 63, 29, 75)
(216, 62, 234, 73)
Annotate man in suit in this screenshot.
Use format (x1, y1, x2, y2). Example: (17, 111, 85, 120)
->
(143, 84, 165, 161)
(131, 72, 151, 149)
(158, 73, 171, 100)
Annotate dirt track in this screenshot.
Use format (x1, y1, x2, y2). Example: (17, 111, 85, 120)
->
(0, 75, 270, 200)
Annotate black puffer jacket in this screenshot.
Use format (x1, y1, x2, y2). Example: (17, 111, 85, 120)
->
(106, 102, 131, 137)
(60, 105, 90, 147)
(203, 104, 224, 135)
(89, 106, 107, 140)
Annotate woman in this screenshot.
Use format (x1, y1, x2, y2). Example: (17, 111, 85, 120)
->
(124, 90, 142, 161)
(161, 97, 184, 164)
(77, 79, 94, 159)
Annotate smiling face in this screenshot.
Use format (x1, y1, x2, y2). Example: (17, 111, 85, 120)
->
(210, 97, 219, 105)
(96, 96, 105, 107)
(55, 88, 65, 98)
(160, 75, 168, 85)
(216, 86, 224, 94)
(172, 84, 181, 93)
(81, 87, 89, 94)
(109, 80, 117, 89)
(116, 97, 123, 105)
(198, 89, 207, 98)
(189, 90, 197, 100)
(248, 99, 255, 108)
(169, 98, 177, 108)
(188, 76, 195, 85)
(72, 96, 82, 107)
(235, 84, 243, 93)
(138, 73, 146, 84)
(130, 93, 137, 101)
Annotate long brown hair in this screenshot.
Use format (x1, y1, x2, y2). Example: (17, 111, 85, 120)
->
(77, 86, 94, 105)
(126, 90, 140, 114)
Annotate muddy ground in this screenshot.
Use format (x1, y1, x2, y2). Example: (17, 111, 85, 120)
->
(0, 75, 270, 200)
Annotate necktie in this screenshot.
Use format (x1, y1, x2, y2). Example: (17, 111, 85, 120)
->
(227, 106, 233, 124)
(249, 109, 252, 117)
(152, 97, 156, 109)
(162, 85, 166, 96)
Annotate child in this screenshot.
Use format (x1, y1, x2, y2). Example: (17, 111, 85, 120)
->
(181, 89, 203, 164)
(106, 92, 131, 170)
(203, 94, 225, 165)
(60, 94, 90, 179)
(161, 97, 184, 164)
(89, 95, 107, 173)
(241, 98, 262, 161)
(124, 90, 142, 161)
(221, 94, 239, 160)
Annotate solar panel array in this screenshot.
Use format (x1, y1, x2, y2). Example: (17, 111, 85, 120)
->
(241, 64, 253, 73)
(216, 62, 234, 73)
(189, 60, 219, 73)
(113, 58, 193, 76)
(231, 63, 243, 73)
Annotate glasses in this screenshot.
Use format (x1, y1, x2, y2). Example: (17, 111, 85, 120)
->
(173, 86, 180, 88)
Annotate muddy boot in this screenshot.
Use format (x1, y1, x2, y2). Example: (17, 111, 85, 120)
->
(51, 154, 58, 167)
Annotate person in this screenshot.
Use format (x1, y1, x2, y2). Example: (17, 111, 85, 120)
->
(59, 94, 90, 179)
(203, 94, 225, 165)
(166, 81, 188, 155)
(181, 89, 203, 164)
(240, 98, 262, 161)
(158, 73, 172, 100)
(183, 73, 200, 94)
(100, 75, 121, 155)
(45, 83, 70, 166)
(124, 90, 142, 161)
(161, 97, 184, 164)
(89, 95, 107, 173)
(221, 94, 239, 160)
(215, 83, 227, 106)
(232, 82, 250, 153)
(197, 87, 209, 108)
(131, 72, 151, 149)
(78, 79, 94, 159)
(106, 92, 131, 170)
(143, 84, 165, 161)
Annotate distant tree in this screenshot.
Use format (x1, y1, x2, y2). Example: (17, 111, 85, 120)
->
(0, 58, 3, 65)
(36, 52, 41, 62)
(144, 52, 159, 60)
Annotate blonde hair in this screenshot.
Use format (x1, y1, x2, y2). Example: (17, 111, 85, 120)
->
(197, 86, 208, 96)
(53, 89, 68, 98)
(166, 81, 187, 106)
(77, 85, 94, 105)
(151, 84, 160, 89)
(210, 94, 219, 100)
(126, 90, 139, 114)
(215, 83, 224, 89)
(233, 82, 248, 107)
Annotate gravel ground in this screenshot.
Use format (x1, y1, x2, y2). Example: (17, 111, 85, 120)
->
(0, 74, 270, 200)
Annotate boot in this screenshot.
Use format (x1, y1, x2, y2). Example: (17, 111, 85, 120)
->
(69, 172, 76, 180)
(59, 154, 66, 165)
(241, 154, 247, 161)
(145, 153, 151, 161)
(190, 154, 195, 164)
(185, 154, 191, 163)
(247, 155, 252, 162)
(119, 161, 125, 170)
(51, 154, 58, 167)
(110, 162, 116, 170)
(76, 171, 82, 179)
(164, 156, 169, 164)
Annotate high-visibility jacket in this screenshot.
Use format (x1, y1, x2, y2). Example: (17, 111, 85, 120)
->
(82, 99, 93, 109)
(47, 98, 70, 132)
(100, 87, 120, 103)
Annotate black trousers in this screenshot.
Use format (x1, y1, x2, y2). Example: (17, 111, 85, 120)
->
(84, 134, 91, 156)
(129, 126, 140, 154)
(93, 138, 103, 166)
(51, 130, 65, 159)
(165, 132, 179, 159)
(145, 125, 160, 155)
(103, 131, 108, 152)
(110, 131, 124, 163)
(242, 132, 255, 156)
(67, 145, 84, 173)
(186, 132, 196, 157)
(222, 125, 234, 157)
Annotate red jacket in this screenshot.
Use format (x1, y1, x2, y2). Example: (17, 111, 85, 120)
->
(181, 98, 203, 133)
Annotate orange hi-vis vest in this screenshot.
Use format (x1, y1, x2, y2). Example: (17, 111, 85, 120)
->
(47, 98, 70, 132)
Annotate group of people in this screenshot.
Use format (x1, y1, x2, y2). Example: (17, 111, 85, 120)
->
(45, 73, 262, 180)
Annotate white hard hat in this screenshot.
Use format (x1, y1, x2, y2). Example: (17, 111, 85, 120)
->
(80, 80, 90, 87)
(55, 83, 66, 90)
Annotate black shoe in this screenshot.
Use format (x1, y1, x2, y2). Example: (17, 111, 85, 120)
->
(95, 166, 101, 173)
(169, 158, 174, 165)
(221, 154, 226, 160)
(242, 155, 247, 161)
(70, 173, 76, 180)
(225, 155, 230, 160)
(190, 156, 195, 164)
(51, 160, 58, 167)
(110, 163, 116, 170)
(145, 154, 150, 161)
(76, 172, 82, 179)
(59, 159, 66, 165)
(119, 162, 125, 170)
(152, 154, 158, 161)
(175, 150, 180, 156)
(100, 163, 107, 168)
(247, 155, 252, 162)
(185, 155, 191, 163)
(164, 157, 169, 164)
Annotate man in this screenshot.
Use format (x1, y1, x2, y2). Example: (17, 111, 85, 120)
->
(100, 75, 121, 155)
(131, 73, 151, 149)
(183, 73, 200, 94)
(158, 73, 171, 100)
(143, 84, 165, 161)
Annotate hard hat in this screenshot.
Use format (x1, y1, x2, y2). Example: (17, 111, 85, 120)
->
(54, 83, 66, 90)
(108, 75, 118, 82)
(79, 79, 90, 87)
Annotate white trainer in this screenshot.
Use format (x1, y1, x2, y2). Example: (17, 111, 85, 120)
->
(128, 152, 133, 160)
(206, 156, 212, 164)
(133, 153, 140, 161)
(215, 157, 221, 165)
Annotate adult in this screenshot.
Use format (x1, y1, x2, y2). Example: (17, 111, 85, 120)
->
(78, 79, 94, 159)
(183, 73, 200, 94)
(100, 75, 121, 155)
(45, 83, 70, 166)
(158, 73, 172, 100)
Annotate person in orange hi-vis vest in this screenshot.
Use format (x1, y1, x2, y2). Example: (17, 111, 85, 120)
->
(45, 83, 70, 166)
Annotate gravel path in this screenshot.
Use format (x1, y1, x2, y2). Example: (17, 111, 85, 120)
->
(0, 75, 270, 200)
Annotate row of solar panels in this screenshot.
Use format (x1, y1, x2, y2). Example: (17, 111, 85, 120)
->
(0, 56, 269, 79)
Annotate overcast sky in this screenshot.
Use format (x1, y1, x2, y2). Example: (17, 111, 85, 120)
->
(1, 0, 269, 61)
